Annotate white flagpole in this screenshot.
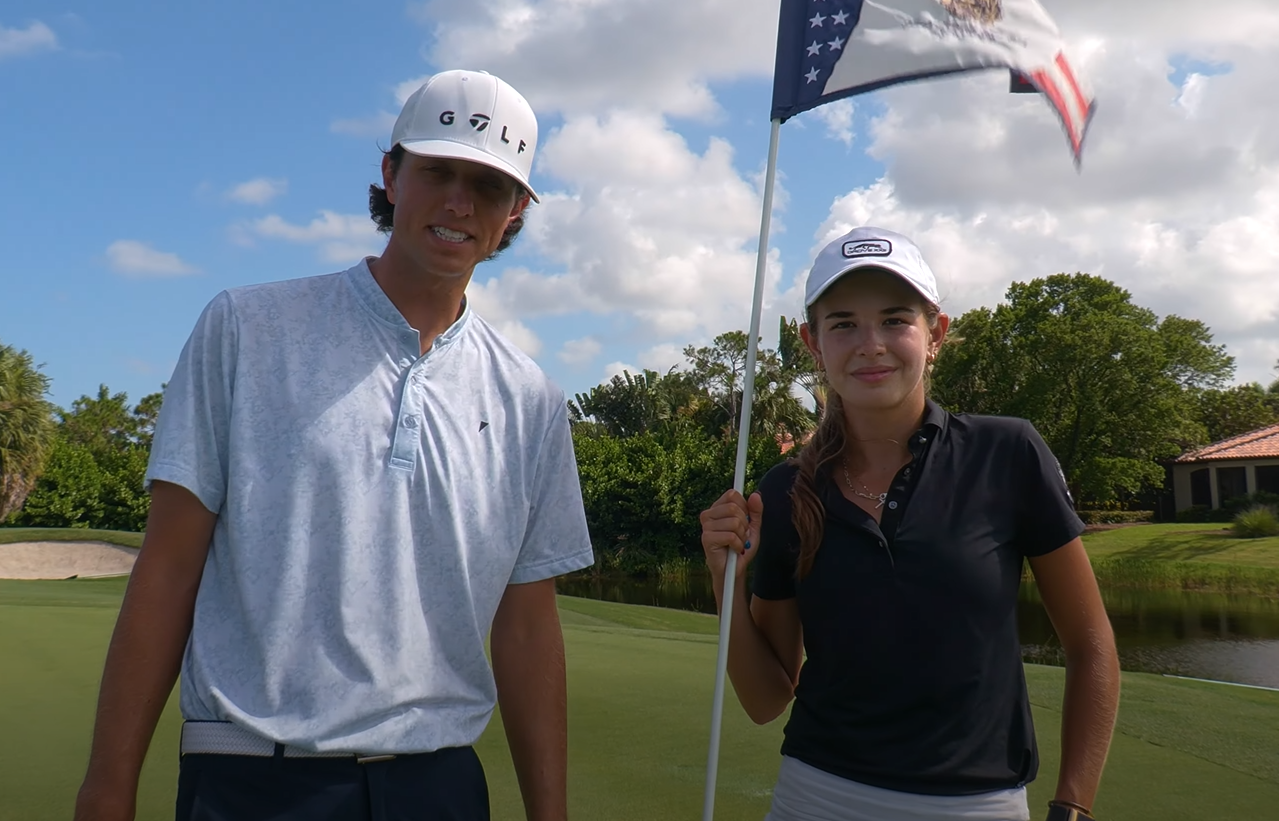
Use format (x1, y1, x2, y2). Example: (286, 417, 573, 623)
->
(701, 117, 782, 821)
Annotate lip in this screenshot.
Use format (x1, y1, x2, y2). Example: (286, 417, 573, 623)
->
(851, 366, 895, 383)
(429, 225, 473, 244)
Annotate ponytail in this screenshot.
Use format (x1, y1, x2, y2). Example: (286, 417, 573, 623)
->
(790, 390, 848, 580)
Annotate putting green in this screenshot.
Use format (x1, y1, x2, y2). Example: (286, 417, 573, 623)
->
(2, 580, 1276, 820)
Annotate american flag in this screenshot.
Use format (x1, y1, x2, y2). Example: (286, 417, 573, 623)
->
(771, 0, 1096, 165)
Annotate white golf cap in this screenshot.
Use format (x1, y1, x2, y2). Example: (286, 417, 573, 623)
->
(804, 226, 940, 308)
(391, 69, 540, 202)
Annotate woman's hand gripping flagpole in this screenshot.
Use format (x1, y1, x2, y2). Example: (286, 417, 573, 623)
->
(701, 119, 782, 821)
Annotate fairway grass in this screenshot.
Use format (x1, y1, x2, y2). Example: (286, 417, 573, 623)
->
(2, 581, 1277, 820)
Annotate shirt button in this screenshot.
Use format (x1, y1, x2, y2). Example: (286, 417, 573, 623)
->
(888, 501, 899, 510)
(403, 416, 419, 429)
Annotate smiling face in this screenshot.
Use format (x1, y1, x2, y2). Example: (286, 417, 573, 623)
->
(382, 152, 530, 279)
(801, 268, 948, 413)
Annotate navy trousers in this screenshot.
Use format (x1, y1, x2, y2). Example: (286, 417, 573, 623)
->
(175, 745, 490, 821)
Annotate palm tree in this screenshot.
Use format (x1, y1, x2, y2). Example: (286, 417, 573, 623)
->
(0, 343, 56, 522)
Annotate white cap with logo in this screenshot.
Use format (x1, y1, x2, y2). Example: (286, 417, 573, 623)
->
(391, 69, 541, 202)
(804, 226, 940, 308)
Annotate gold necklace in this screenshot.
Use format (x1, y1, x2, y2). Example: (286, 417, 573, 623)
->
(842, 462, 887, 509)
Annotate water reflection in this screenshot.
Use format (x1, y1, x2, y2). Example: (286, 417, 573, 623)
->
(557, 574, 1279, 689)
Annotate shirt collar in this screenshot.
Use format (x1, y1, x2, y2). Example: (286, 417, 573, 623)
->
(344, 257, 473, 347)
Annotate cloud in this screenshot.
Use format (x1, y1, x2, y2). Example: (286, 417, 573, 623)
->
(245, 211, 384, 264)
(106, 240, 198, 278)
(802, 99, 857, 148)
(226, 177, 288, 206)
(0, 21, 57, 59)
(493, 320, 543, 358)
(415, 0, 777, 119)
(474, 111, 786, 344)
(602, 361, 638, 381)
(330, 112, 398, 138)
(803, 17, 1279, 384)
(558, 336, 601, 367)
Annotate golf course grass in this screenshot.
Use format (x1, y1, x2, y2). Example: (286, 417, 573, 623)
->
(1078, 523, 1279, 596)
(1083, 523, 1279, 568)
(0, 527, 143, 549)
(2, 578, 1277, 820)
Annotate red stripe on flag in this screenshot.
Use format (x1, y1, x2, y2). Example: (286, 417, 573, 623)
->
(1054, 51, 1091, 123)
(1032, 69, 1081, 155)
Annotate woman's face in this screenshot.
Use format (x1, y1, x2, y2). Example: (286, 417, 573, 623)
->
(801, 269, 948, 414)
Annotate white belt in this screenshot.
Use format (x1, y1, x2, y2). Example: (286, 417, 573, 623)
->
(179, 721, 397, 764)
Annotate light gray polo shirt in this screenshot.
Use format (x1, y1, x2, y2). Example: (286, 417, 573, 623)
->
(146, 259, 595, 754)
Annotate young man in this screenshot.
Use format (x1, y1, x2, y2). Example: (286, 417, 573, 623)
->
(73, 70, 594, 821)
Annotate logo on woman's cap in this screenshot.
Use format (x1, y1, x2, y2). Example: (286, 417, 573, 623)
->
(842, 239, 893, 258)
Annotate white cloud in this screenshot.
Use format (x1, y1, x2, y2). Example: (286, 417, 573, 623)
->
(415, 0, 777, 119)
(637, 343, 686, 374)
(246, 211, 384, 264)
(0, 21, 57, 59)
(226, 177, 287, 205)
(330, 112, 398, 138)
(106, 240, 198, 278)
(603, 361, 639, 381)
(492, 320, 543, 358)
(802, 99, 857, 148)
(806, 18, 1279, 385)
(558, 336, 601, 367)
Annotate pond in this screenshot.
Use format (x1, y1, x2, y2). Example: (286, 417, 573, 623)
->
(556, 573, 1279, 690)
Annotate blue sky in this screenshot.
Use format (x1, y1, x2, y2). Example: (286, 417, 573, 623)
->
(4, 1, 1277, 412)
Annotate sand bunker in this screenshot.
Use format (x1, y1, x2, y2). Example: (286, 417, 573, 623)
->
(0, 541, 138, 579)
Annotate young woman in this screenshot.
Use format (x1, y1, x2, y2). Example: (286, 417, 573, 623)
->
(700, 227, 1120, 821)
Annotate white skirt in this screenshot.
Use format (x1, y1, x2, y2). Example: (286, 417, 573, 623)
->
(764, 756, 1031, 821)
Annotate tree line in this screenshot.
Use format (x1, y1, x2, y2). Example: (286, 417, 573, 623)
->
(3, 272, 1278, 571)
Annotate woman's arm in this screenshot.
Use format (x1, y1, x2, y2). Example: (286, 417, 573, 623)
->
(1028, 538, 1121, 814)
(701, 490, 804, 724)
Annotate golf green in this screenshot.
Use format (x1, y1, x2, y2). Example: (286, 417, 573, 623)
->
(2, 579, 1276, 820)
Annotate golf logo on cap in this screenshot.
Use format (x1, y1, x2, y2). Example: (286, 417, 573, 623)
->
(469, 113, 491, 131)
(842, 239, 892, 258)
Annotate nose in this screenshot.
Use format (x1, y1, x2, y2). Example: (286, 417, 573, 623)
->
(852, 325, 887, 358)
(443, 179, 475, 217)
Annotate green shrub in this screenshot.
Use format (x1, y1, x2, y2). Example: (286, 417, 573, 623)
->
(1175, 505, 1214, 523)
(1077, 509, 1154, 525)
(1231, 505, 1279, 538)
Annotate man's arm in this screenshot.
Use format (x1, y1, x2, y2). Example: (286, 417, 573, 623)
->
(490, 578, 569, 821)
(74, 481, 216, 821)
(1028, 538, 1121, 816)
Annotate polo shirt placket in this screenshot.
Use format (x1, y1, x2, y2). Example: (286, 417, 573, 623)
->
(824, 405, 945, 567)
(345, 268, 472, 477)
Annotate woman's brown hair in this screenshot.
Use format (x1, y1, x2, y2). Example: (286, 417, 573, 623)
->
(789, 296, 942, 579)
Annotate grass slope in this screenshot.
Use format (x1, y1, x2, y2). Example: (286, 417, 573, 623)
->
(0, 527, 143, 549)
(2, 582, 1277, 820)
(1083, 523, 1279, 568)
(1077, 524, 1279, 596)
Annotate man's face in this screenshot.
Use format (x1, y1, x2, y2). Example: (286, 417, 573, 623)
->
(382, 152, 530, 279)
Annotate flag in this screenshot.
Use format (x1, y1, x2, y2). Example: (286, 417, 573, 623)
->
(771, 0, 1096, 164)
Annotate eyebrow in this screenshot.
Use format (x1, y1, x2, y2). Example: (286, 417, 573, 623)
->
(823, 306, 918, 320)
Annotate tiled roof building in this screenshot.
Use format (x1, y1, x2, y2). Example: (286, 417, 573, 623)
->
(1172, 424, 1279, 512)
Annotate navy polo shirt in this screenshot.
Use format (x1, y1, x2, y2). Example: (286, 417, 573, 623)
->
(751, 400, 1084, 796)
